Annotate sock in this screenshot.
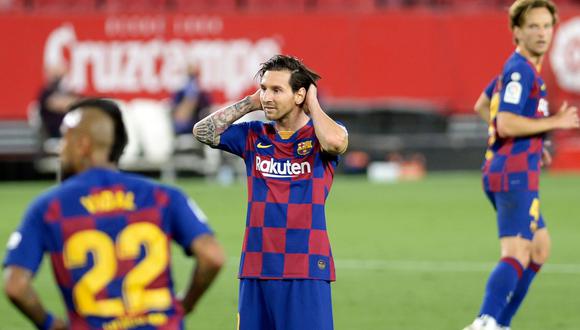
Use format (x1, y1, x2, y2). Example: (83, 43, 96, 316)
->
(497, 261, 542, 327)
(478, 257, 523, 320)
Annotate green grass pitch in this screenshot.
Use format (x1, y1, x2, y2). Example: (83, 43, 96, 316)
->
(0, 172, 579, 329)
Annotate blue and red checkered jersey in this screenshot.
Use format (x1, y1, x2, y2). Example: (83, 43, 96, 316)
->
(3, 168, 212, 330)
(482, 52, 549, 192)
(216, 119, 342, 281)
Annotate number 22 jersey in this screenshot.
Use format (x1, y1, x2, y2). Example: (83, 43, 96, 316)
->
(3, 168, 212, 330)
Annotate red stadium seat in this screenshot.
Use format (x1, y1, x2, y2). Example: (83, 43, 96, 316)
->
(32, 0, 97, 12)
(243, 0, 307, 12)
(0, 0, 25, 11)
(172, 0, 238, 12)
(314, 0, 375, 11)
(72, 0, 97, 11)
(437, 0, 483, 8)
(103, 0, 167, 13)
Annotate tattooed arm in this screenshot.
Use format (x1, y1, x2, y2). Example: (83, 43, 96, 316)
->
(193, 90, 262, 146)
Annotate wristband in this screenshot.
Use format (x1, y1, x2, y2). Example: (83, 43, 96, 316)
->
(39, 312, 54, 330)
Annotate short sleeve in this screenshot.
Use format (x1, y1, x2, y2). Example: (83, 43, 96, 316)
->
(483, 77, 498, 99)
(321, 121, 347, 165)
(498, 63, 534, 115)
(216, 122, 252, 157)
(167, 188, 213, 256)
(3, 200, 47, 274)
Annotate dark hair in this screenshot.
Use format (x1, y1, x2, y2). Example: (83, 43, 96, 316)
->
(67, 98, 128, 164)
(509, 0, 558, 42)
(256, 55, 321, 93)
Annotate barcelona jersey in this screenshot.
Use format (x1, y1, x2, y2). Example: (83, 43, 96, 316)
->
(3, 168, 212, 330)
(482, 52, 549, 192)
(216, 120, 341, 281)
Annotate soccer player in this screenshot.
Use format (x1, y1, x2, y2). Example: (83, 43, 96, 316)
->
(193, 54, 348, 330)
(465, 1, 579, 329)
(3, 98, 225, 330)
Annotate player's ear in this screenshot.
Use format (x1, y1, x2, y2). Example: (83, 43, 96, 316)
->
(295, 87, 306, 106)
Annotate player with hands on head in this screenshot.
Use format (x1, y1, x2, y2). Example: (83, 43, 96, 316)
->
(193, 54, 347, 330)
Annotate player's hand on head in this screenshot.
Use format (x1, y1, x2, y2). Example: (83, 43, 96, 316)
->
(555, 101, 580, 129)
(249, 89, 263, 111)
(304, 84, 319, 114)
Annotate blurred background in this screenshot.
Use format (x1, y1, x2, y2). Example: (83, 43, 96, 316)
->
(1, 0, 579, 181)
(1, 1, 580, 329)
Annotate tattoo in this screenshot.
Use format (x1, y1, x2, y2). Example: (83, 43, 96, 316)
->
(193, 97, 255, 146)
(194, 118, 218, 146)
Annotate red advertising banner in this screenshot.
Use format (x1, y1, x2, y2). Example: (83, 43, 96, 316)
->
(1, 9, 579, 120)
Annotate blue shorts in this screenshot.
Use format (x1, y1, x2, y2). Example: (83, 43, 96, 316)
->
(485, 190, 546, 240)
(237, 279, 333, 330)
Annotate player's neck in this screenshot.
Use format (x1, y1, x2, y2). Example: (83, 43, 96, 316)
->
(516, 47, 544, 71)
(79, 163, 116, 173)
(78, 153, 116, 173)
(275, 109, 309, 132)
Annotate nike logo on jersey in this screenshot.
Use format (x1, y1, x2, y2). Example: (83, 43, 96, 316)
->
(257, 142, 272, 149)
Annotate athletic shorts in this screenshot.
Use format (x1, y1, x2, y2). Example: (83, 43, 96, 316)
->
(237, 279, 333, 330)
(485, 190, 546, 240)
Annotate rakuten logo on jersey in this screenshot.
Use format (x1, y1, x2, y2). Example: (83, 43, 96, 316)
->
(255, 156, 311, 178)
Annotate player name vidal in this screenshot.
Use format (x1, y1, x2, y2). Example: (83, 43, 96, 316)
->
(80, 190, 136, 214)
(255, 156, 312, 178)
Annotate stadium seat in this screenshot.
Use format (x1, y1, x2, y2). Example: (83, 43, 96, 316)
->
(314, 0, 375, 11)
(103, 0, 167, 12)
(0, 0, 26, 11)
(30, 0, 60, 11)
(171, 0, 238, 12)
(242, 0, 307, 12)
(32, 0, 97, 11)
(444, 0, 490, 8)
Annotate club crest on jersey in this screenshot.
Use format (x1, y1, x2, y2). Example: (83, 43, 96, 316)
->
(296, 140, 313, 156)
(538, 98, 549, 117)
